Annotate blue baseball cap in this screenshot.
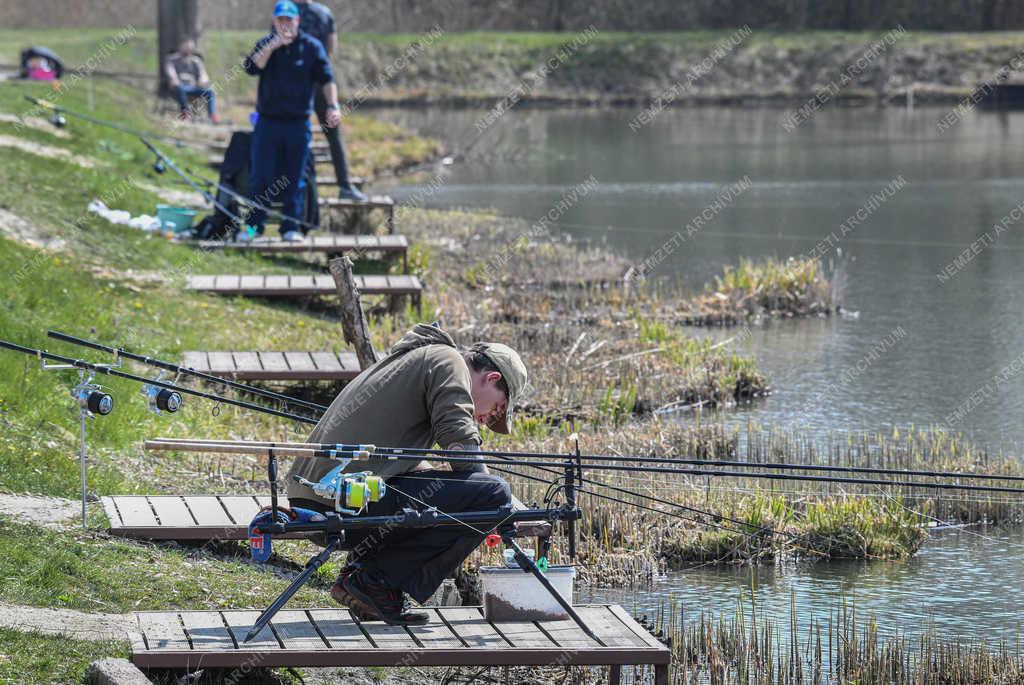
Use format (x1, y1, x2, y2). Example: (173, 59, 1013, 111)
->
(273, 1, 299, 18)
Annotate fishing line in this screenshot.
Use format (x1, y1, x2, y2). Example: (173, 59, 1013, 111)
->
(47, 330, 326, 414)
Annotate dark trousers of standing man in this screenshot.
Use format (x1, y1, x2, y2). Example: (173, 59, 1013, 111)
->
(291, 470, 511, 604)
(313, 88, 355, 192)
(247, 116, 311, 236)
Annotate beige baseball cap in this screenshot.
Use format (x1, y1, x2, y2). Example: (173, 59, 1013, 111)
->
(472, 342, 527, 434)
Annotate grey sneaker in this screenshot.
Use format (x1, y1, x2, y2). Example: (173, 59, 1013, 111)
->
(235, 226, 256, 242)
(339, 186, 368, 203)
(281, 230, 305, 242)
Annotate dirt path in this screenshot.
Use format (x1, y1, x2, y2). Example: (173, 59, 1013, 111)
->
(0, 134, 95, 167)
(0, 601, 138, 642)
(0, 493, 81, 527)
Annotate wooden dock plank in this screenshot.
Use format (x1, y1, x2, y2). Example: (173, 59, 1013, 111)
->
(272, 610, 330, 651)
(207, 351, 236, 374)
(218, 496, 262, 526)
(356, 620, 418, 649)
(214, 275, 241, 290)
(607, 605, 666, 650)
(284, 352, 317, 373)
(114, 497, 158, 527)
(185, 496, 234, 526)
(310, 351, 343, 372)
(537, 616, 604, 649)
(100, 496, 124, 527)
(181, 351, 208, 371)
(148, 496, 195, 527)
(239, 275, 264, 291)
(490, 617, 558, 649)
(436, 608, 508, 648)
(224, 610, 280, 650)
(231, 352, 260, 373)
(191, 234, 408, 255)
(406, 610, 464, 649)
(573, 606, 649, 648)
(181, 611, 236, 651)
(186, 274, 422, 299)
(307, 609, 373, 649)
(136, 612, 191, 651)
(131, 606, 672, 670)
(258, 352, 290, 374)
(263, 275, 291, 294)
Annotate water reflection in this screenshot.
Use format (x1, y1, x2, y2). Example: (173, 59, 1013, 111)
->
(579, 527, 1024, 641)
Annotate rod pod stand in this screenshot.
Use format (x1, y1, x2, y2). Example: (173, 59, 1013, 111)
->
(245, 533, 344, 643)
(499, 531, 599, 643)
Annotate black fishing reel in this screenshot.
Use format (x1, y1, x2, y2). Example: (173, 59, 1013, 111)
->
(142, 374, 181, 414)
(71, 381, 113, 416)
(49, 113, 66, 129)
(152, 159, 166, 175)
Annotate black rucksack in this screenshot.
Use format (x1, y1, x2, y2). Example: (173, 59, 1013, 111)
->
(195, 130, 319, 240)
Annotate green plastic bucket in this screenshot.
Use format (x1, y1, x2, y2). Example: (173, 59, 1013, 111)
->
(156, 205, 197, 233)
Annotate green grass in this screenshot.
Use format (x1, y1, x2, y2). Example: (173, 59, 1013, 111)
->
(0, 77, 435, 498)
(0, 518, 327, 613)
(0, 628, 129, 685)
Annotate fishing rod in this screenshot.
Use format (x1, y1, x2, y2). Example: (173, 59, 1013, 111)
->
(243, 438, 588, 643)
(0, 339, 318, 425)
(140, 137, 246, 226)
(46, 330, 326, 414)
(23, 95, 190, 147)
(145, 438, 1024, 496)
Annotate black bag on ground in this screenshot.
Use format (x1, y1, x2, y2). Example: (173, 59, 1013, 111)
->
(194, 130, 319, 239)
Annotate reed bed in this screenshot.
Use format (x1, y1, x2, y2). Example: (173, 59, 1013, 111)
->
(638, 596, 1024, 684)
(679, 256, 844, 326)
(399, 206, 775, 417)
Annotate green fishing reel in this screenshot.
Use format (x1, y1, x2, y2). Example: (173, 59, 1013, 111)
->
(295, 467, 386, 514)
(341, 473, 385, 511)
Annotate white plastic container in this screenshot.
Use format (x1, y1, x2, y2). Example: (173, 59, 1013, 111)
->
(480, 565, 575, 622)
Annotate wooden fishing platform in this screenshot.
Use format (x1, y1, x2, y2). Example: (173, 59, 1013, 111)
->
(186, 273, 422, 312)
(181, 350, 362, 381)
(189, 234, 409, 272)
(319, 196, 396, 234)
(130, 605, 670, 682)
(102, 495, 307, 540)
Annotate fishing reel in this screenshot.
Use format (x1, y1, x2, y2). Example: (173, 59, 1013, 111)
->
(294, 465, 385, 515)
(141, 373, 181, 414)
(71, 375, 113, 416)
(49, 112, 66, 129)
(152, 159, 166, 175)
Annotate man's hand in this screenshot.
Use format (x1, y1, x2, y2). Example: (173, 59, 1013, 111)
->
(446, 442, 487, 474)
(325, 103, 341, 128)
(276, 25, 297, 46)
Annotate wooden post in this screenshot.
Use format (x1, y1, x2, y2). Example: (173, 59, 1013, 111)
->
(329, 256, 378, 369)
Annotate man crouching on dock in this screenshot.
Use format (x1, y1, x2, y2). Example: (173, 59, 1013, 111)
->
(286, 323, 527, 625)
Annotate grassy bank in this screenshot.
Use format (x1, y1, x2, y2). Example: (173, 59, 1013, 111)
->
(5, 27, 1024, 108)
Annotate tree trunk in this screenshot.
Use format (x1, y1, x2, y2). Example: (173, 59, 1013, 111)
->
(328, 256, 378, 369)
(156, 0, 199, 97)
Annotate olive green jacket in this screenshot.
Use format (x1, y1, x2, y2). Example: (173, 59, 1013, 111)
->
(285, 324, 481, 507)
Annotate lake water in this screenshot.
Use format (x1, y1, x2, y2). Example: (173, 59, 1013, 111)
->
(373, 104, 1024, 641)
(375, 104, 1024, 454)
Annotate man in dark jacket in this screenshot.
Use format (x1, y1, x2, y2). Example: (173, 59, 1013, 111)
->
(286, 323, 528, 625)
(242, 0, 340, 241)
(292, 0, 367, 201)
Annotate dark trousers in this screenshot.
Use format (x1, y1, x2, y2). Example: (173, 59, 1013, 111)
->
(175, 84, 216, 117)
(313, 88, 354, 190)
(247, 117, 311, 236)
(292, 470, 511, 604)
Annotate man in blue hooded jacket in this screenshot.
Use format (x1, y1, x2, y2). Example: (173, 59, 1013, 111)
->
(243, 0, 340, 241)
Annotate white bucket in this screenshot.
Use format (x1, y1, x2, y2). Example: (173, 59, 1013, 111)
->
(480, 565, 575, 622)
